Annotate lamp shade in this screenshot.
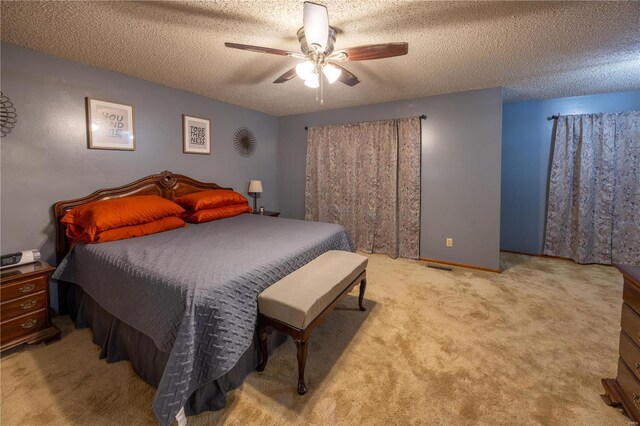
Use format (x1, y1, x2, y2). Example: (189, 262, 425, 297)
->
(304, 73, 320, 88)
(296, 61, 314, 80)
(248, 180, 263, 193)
(323, 63, 342, 84)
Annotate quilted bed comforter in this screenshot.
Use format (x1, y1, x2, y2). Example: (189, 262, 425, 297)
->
(53, 213, 354, 425)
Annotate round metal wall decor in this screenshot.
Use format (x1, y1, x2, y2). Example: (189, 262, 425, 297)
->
(1, 92, 17, 138)
(233, 127, 256, 157)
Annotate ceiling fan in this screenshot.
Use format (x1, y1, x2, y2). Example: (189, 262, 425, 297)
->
(224, 1, 408, 103)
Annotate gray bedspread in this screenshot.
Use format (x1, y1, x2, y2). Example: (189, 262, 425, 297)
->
(53, 214, 354, 425)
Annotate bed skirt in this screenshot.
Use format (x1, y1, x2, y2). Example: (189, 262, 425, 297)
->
(67, 284, 287, 417)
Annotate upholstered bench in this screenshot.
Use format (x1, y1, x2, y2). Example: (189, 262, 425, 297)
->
(256, 250, 368, 394)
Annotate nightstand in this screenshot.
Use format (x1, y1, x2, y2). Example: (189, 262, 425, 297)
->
(0, 260, 61, 352)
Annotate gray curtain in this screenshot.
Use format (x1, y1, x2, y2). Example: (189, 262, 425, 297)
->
(305, 117, 421, 259)
(544, 112, 640, 265)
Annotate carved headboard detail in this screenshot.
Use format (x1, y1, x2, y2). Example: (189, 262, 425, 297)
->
(52, 171, 231, 263)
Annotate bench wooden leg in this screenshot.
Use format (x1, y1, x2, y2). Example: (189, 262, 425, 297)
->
(358, 278, 367, 311)
(256, 325, 268, 372)
(294, 339, 309, 395)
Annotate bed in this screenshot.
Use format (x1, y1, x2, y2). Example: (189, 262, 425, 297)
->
(52, 171, 354, 425)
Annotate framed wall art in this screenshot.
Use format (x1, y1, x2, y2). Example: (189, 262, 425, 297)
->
(183, 114, 211, 155)
(86, 98, 135, 150)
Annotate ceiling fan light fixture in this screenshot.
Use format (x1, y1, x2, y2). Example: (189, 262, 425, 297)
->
(225, 2, 408, 103)
(303, 2, 329, 52)
(295, 61, 315, 80)
(323, 63, 342, 84)
(304, 73, 320, 88)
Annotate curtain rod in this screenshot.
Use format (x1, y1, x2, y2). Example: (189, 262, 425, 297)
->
(547, 114, 560, 121)
(305, 114, 426, 130)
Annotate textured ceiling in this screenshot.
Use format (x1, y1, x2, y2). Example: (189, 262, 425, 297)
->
(1, 1, 639, 116)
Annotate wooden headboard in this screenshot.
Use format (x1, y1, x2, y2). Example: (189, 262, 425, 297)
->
(52, 170, 231, 263)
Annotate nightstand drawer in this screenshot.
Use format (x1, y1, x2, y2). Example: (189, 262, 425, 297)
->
(622, 303, 640, 347)
(624, 280, 640, 316)
(617, 358, 640, 418)
(1, 291, 46, 322)
(0, 309, 47, 345)
(0, 276, 47, 301)
(621, 331, 640, 382)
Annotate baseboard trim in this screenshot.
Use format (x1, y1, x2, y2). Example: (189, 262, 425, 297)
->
(500, 249, 544, 257)
(419, 258, 501, 273)
(500, 250, 611, 266)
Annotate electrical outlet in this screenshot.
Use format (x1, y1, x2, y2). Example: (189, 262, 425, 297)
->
(446, 238, 453, 247)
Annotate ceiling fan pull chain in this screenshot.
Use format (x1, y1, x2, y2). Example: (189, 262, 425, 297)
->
(320, 71, 324, 105)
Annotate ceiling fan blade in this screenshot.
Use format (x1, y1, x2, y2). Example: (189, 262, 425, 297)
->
(330, 63, 360, 87)
(303, 2, 329, 52)
(273, 67, 297, 84)
(224, 42, 303, 58)
(332, 42, 408, 61)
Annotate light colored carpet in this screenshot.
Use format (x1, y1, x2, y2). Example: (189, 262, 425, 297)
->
(0, 253, 629, 425)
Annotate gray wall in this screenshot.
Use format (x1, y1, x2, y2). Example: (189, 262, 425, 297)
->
(277, 87, 503, 271)
(0, 43, 279, 265)
(501, 90, 640, 254)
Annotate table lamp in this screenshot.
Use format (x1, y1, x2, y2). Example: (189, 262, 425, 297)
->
(248, 180, 263, 213)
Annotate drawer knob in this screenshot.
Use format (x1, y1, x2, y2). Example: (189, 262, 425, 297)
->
(19, 283, 36, 293)
(20, 300, 36, 310)
(21, 319, 38, 329)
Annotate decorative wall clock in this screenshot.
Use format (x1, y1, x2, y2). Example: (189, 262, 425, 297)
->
(233, 127, 256, 157)
(1, 92, 17, 138)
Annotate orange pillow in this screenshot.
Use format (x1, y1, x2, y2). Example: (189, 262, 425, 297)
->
(185, 204, 252, 224)
(75, 216, 186, 243)
(175, 190, 249, 211)
(61, 195, 185, 241)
